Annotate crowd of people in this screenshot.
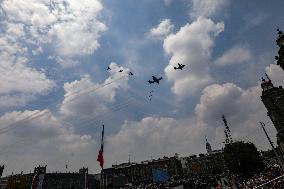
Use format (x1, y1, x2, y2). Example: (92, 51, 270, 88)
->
(236, 165, 284, 189)
(120, 165, 284, 189)
(122, 175, 219, 189)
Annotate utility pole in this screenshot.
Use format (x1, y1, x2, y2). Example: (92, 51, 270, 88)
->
(260, 122, 284, 170)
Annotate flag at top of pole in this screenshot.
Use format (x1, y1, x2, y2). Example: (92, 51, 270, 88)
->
(97, 125, 104, 169)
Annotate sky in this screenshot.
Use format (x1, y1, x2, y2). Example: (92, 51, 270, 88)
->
(0, 0, 284, 175)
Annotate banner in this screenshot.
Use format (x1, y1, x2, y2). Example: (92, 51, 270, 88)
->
(37, 174, 45, 189)
(97, 125, 104, 169)
(152, 169, 169, 182)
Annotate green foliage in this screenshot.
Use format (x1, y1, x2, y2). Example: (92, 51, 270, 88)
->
(224, 141, 264, 177)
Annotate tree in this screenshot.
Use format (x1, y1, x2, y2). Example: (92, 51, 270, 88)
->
(224, 141, 264, 177)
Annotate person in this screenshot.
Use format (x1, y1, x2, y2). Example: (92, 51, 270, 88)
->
(216, 183, 221, 189)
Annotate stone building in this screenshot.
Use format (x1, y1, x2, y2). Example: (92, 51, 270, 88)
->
(205, 136, 212, 154)
(184, 150, 226, 176)
(0, 166, 98, 189)
(102, 155, 183, 188)
(275, 29, 284, 71)
(261, 76, 284, 151)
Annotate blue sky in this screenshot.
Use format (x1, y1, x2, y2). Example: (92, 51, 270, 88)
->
(0, 0, 284, 175)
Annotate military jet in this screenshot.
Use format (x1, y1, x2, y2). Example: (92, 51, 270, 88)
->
(107, 66, 111, 70)
(174, 63, 185, 70)
(129, 72, 133, 76)
(148, 76, 163, 84)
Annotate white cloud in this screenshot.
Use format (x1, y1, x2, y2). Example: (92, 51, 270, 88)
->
(0, 94, 35, 108)
(190, 0, 230, 18)
(0, 110, 98, 175)
(196, 83, 262, 127)
(60, 62, 130, 117)
(5, 22, 25, 40)
(163, 17, 224, 97)
(106, 116, 211, 165)
(1, 0, 107, 66)
(0, 34, 55, 108)
(215, 45, 252, 66)
(149, 19, 174, 39)
(265, 64, 284, 87)
(0, 61, 54, 95)
(240, 13, 267, 33)
(195, 82, 277, 150)
(164, 0, 173, 6)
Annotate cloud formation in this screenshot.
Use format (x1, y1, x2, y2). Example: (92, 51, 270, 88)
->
(106, 116, 210, 165)
(148, 19, 174, 39)
(190, 0, 230, 18)
(164, 0, 173, 6)
(60, 62, 130, 117)
(1, 0, 107, 66)
(163, 17, 224, 97)
(265, 64, 284, 87)
(215, 45, 252, 66)
(0, 27, 55, 108)
(0, 110, 96, 175)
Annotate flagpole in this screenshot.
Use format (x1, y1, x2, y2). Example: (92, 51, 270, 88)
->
(102, 124, 104, 189)
(98, 124, 105, 189)
(84, 171, 87, 189)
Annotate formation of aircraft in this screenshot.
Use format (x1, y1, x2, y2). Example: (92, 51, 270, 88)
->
(106, 62, 185, 101)
(147, 63, 185, 85)
(174, 63, 185, 70)
(148, 76, 163, 84)
(106, 67, 134, 76)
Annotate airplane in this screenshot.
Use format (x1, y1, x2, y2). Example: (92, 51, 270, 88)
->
(174, 63, 185, 70)
(129, 72, 133, 76)
(107, 66, 111, 70)
(148, 76, 163, 84)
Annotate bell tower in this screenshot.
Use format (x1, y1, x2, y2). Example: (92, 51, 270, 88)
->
(205, 136, 212, 154)
(261, 74, 284, 150)
(275, 29, 284, 71)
